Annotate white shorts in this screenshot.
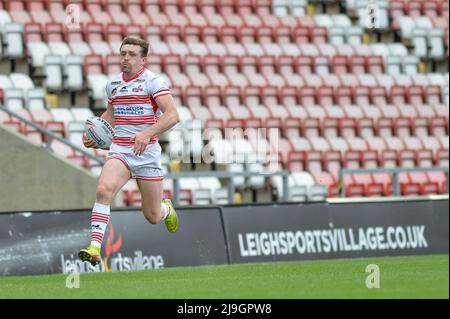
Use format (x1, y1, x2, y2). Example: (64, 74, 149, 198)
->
(107, 143, 163, 181)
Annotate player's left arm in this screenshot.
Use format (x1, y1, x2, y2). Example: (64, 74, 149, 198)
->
(131, 95, 180, 155)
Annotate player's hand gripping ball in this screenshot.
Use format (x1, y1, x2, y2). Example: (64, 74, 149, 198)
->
(84, 117, 115, 150)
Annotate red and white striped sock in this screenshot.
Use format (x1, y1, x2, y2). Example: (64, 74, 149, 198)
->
(90, 203, 111, 249)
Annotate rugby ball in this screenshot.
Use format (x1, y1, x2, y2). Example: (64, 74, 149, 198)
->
(84, 116, 114, 149)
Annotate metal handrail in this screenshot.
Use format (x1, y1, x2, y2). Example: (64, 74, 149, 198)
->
(165, 170, 291, 205)
(1, 107, 104, 165)
(339, 166, 450, 197)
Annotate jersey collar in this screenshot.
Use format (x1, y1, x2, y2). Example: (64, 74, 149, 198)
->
(122, 67, 146, 83)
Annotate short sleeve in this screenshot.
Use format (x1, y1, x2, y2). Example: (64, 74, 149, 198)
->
(148, 75, 171, 100)
(105, 81, 112, 105)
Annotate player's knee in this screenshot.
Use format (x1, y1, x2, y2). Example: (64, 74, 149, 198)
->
(144, 211, 161, 224)
(96, 183, 115, 203)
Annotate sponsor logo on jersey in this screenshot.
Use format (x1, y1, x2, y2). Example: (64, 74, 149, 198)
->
(135, 79, 145, 82)
(120, 86, 128, 92)
(132, 85, 144, 93)
(111, 81, 122, 85)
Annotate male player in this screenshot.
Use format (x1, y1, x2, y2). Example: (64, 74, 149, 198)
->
(79, 37, 180, 266)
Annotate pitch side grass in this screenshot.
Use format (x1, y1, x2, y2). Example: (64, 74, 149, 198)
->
(0, 255, 447, 299)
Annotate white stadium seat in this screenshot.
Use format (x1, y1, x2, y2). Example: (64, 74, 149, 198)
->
(26, 42, 51, 68)
(65, 55, 84, 91)
(44, 55, 64, 92)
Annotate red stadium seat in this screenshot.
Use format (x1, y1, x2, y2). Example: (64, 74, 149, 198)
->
(344, 150, 361, 169)
(183, 86, 204, 107)
(281, 118, 300, 138)
(84, 54, 103, 74)
(380, 149, 398, 168)
(301, 118, 320, 138)
(366, 56, 384, 74)
(144, 25, 163, 42)
(296, 56, 314, 75)
(424, 85, 442, 105)
(245, 117, 263, 130)
(313, 171, 339, 197)
(401, 183, 421, 196)
(322, 117, 339, 138)
(370, 86, 389, 107)
(255, 26, 273, 43)
(305, 151, 323, 174)
(260, 86, 280, 107)
(406, 85, 425, 106)
(406, 0, 424, 16)
(203, 86, 223, 107)
(416, 149, 434, 167)
(104, 54, 121, 75)
(204, 119, 224, 131)
(331, 55, 350, 74)
(183, 0, 208, 27)
(273, 26, 292, 43)
(44, 23, 65, 42)
(85, 0, 112, 24)
(349, 56, 366, 74)
(310, 27, 328, 43)
(106, 0, 131, 25)
(339, 118, 357, 138)
(421, 182, 440, 195)
(436, 148, 449, 167)
(354, 86, 370, 106)
(27, 0, 53, 25)
(288, 151, 306, 171)
(265, 117, 283, 136)
(24, 23, 43, 42)
(393, 117, 412, 138)
(335, 86, 354, 106)
(323, 150, 342, 178)
(361, 150, 379, 168)
(390, 86, 408, 107)
(411, 117, 429, 137)
(365, 183, 385, 197)
(316, 86, 334, 107)
(346, 184, 365, 197)
(377, 117, 394, 137)
(183, 25, 202, 42)
(164, 0, 190, 26)
(356, 117, 375, 137)
(126, 0, 151, 26)
(372, 173, 393, 196)
(223, 86, 244, 108)
(429, 116, 448, 137)
(398, 149, 416, 167)
(238, 26, 257, 43)
(298, 86, 316, 107)
(427, 172, 448, 194)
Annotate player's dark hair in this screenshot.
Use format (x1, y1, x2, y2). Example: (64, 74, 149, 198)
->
(120, 37, 149, 57)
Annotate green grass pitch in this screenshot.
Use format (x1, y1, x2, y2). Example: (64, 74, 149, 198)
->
(0, 255, 447, 299)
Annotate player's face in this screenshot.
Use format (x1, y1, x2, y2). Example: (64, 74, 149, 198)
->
(120, 44, 145, 75)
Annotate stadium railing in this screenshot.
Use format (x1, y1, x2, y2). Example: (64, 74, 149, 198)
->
(165, 170, 291, 205)
(1, 107, 104, 166)
(339, 166, 450, 197)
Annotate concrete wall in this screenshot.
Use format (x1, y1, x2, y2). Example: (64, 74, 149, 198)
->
(0, 125, 101, 212)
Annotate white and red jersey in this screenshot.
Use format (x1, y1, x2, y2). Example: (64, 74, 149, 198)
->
(106, 67, 171, 153)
